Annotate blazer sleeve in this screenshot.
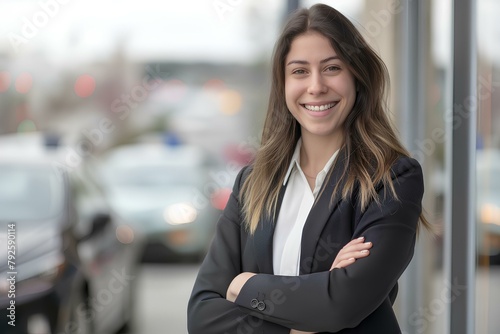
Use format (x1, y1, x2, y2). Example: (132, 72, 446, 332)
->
(233, 157, 424, 333)
(187, 166, 290, 334)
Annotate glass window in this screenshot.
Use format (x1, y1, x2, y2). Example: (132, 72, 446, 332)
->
(476, 0, 500, 332)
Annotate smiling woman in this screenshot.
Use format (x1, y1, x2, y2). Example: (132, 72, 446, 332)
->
(188, 3, 431, 334)
(284, 31, 357, 167)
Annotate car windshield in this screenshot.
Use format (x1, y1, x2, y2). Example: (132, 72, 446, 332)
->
(0, 165, 65, 221)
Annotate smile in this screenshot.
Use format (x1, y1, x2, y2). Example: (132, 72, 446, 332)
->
(302, 102, 338, 111)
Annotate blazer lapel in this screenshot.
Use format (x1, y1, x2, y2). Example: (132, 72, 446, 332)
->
(299, 150, 349, 274)
(252, 183, 287, 274)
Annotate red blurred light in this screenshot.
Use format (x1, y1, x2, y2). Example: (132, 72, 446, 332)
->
(15, 73, 33, 94)
(74, 74, 96, 98)
(203, 78, 225, 91)
(210, 188, 232, 211)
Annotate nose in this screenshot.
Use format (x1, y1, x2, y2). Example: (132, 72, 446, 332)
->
(307, 73, 327, 95)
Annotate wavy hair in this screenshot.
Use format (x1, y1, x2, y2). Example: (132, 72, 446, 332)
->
(241, 3, 431, 234)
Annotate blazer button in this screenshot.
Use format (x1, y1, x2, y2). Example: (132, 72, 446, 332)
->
(257, 301, 266, 311)
(250, 299, 259, 309)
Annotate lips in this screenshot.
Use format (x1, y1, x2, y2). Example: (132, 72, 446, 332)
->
(302, 102, 338, 111)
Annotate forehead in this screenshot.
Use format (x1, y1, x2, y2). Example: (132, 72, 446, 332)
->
(286, 31, 337, 62)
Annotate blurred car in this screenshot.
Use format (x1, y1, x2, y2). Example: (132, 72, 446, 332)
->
(94, 140, 223, 262)
(0, 134, 143, 334)
(477, 148, 500, 265)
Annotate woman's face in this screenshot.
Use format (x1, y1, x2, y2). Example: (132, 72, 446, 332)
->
(284, 31, 356, 143)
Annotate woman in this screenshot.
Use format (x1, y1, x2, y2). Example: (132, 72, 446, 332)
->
(188, 4, 430, 333)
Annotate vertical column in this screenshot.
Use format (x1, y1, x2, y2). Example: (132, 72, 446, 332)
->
(448, 0, 476, 333)
(395, 1, 436, 332)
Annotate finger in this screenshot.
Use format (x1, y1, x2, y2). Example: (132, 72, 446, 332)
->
(335, 249, 371, 263)
(346, 236, 365, 246)
(331, 249, 372, 270)
(341, 241, 372, 253)
(331, 257, 355, 270)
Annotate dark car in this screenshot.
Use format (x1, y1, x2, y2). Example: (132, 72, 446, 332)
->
(0, 135, 143, 334)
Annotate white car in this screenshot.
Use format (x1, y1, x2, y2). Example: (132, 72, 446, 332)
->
(95, 142, 223, 262)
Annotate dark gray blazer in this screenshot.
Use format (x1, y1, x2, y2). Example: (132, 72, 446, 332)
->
(188, 154, 423, 334)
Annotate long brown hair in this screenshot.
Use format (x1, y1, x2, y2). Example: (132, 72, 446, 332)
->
(241, 3, 431, 234)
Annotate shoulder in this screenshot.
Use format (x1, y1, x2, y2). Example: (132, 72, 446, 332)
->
(231, 164, 254, 198)
(235, 164, 253, 187)
(390, 155, 423, 180)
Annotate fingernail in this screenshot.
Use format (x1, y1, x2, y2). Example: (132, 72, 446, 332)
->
(357, 237, 365, 240)
(365, 242, 372, 245)
(361, 250, 369, 254)
(349, 257, 355, 261)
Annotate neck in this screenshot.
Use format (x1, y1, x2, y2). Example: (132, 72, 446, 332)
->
(300, 133, 342, 175)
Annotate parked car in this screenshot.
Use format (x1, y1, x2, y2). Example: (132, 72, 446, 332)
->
(477, 148, 500, 265)
(0, 133, 143, 334)
(94, 141, 223, 262)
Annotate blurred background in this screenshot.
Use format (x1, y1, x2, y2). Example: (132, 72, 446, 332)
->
(0, 0, 498, 333)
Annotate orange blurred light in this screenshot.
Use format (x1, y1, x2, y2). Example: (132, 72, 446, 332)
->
(15, 73, 33, 94)
(74, 74, 96, 98)
(203, 78, 225, 91)
(116, 225, 135, 244)
(219, 89, 242, 115)
(167, 230, 190, 246)
(481, 203, 500, 225)
(0, 71, 11, 93)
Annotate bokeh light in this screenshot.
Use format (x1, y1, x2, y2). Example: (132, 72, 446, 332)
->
(74, 74, 96, 98)
(15, 73, 33, 94)
(16, 119, 37, 133)
(219, 89, 242, 115)
(164, 79, 187, 103)
(210, 188, 231, 211)
(115, 225, 135, 244)
(203, 78, 225, 91)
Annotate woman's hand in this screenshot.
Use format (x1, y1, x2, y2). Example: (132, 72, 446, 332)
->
(330, 237, 372, 270)
(290, 330, 316, 334)
(226, 272, 256, 302)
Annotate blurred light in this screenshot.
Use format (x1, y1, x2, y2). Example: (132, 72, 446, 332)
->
(74, 74, 96, 98)
(15, 73, 33, 94)
(219, 89, 242, 115)
(17, 119, 37, 133)
(481, 203, 500, 225)
(203, 78, 225, 91)
(116, 225, 135, 244)
(223, 144, 255, 165)
(211, 188, 231, 211)
(28, 314, 51, 334)
(163, 203, 197, 225)
(0, 71, 11, 93)
(162, 79, 188, 103)
(163, 132, 182, 147)
(167, 230, 190, 246)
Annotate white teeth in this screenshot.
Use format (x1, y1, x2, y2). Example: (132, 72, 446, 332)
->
(303, 102, 337, 111)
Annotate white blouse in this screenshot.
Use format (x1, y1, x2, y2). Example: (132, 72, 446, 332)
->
(272, 139, 339, 276)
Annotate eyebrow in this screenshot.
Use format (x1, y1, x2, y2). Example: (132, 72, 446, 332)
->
(286, 56, 340, 66)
